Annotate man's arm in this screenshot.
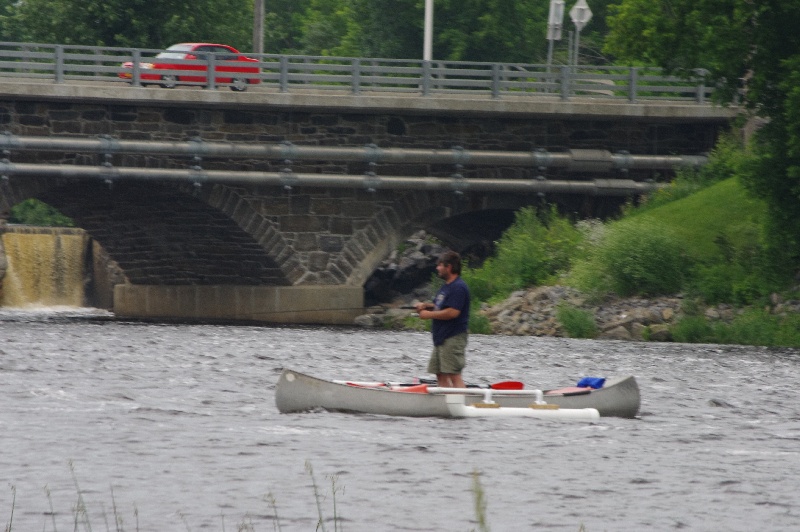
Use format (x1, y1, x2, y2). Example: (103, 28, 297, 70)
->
(418, 307, 460, 321)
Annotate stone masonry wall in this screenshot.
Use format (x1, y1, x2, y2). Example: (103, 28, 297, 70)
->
(0, 100, 722, 180)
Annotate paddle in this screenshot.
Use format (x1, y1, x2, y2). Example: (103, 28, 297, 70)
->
(417, 377, 524, 390)
(489, 381, 525, 390)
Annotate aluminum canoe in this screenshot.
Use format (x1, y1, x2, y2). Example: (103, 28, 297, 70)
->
(275, 368, 640, 418)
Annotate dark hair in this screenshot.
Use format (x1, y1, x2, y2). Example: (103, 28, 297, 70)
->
(438, 250, 462, 274)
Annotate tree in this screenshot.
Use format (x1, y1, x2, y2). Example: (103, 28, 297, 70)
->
(0, 0, 252, 51)
(262, 0, 311, 53)
(604, 0, 800, 272)
(348, 0, 423, 59)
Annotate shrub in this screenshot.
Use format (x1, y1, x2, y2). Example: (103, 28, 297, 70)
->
(573, 221, 689, 297)
(671, 315, 714, 343)
(555, 303, 597, 338)
(689, 229, 786, 306)
(671, 310, 800, 347)
(774, 314, 800, 347)
(468, 307, 493, 335)
(461, 206, 584, 302)
(9, 198, 75, 227)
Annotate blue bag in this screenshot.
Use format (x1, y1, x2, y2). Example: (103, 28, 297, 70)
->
(577, 376, 606, 389)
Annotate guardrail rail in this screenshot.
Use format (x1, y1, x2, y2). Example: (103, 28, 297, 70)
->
(0, 41, 712, 103)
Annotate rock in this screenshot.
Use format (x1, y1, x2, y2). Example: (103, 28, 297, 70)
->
(662, 307, 674, 321)
(648, 324, 672, 342)
(354, 313, 384, 328)
(630, 322, 648, 340)
(600, 325, 632, 340)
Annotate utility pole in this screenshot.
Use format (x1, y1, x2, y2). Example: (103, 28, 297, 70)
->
(253, 0, 265, 55)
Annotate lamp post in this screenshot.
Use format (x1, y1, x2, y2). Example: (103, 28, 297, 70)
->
(423, 0, 433, 61)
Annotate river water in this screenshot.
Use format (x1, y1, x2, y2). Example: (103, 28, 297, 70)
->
(1, 309, 799, 532)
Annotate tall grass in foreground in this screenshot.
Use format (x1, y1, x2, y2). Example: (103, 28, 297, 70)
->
(471, 470, 490, 532)
(4, 463, 598, 531)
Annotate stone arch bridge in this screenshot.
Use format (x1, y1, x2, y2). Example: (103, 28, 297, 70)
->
(0, 80, 736, 323)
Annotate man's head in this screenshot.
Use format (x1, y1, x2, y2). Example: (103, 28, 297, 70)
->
(437, 250, 462, 276)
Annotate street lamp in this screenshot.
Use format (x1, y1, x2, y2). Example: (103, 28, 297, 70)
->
(424, 0, 433, 61)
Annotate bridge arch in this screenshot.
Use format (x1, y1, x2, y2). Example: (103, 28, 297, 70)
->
(1, 175, 529, 288)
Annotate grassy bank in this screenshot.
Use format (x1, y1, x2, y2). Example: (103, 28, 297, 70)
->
(458, 136, 800, 347)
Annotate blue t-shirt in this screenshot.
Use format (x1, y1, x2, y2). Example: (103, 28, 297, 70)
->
(431, 277, 470, 346)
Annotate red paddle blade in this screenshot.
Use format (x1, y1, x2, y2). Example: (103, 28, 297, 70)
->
(490, 381, 524, 390)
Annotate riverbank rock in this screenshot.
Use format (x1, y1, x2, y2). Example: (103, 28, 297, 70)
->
(479, 286, 685, 340)
(363, 230, 446, 306)
(357, 284, 800, 343)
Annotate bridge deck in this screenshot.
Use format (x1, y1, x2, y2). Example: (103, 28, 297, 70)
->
(0, 78, 737, 122)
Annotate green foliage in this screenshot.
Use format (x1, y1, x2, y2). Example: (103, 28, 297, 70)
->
(0, 0, 623, 63)
(671, 310, 800, 347)
(670, 315, 714, 344)
(555, 303, 597, 339)
(627, 133, 748, 215)
(263, 0, 313, 53)
(467, 303, 493, 335)
(0, 0, 253, 50)
(605, 0, 800, 271)
(9, 199, 74, 227)
(461, 206, 584, 302)
(297, 0, 359, 56)
(571, 221, 688, 297)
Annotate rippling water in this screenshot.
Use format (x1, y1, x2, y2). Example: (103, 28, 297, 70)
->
(1, 309, 799, 531)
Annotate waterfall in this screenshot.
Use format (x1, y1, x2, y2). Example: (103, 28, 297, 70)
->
(0, 228, 88, 307)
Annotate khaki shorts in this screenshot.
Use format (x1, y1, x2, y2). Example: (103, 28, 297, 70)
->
(427, 332, 468, 375)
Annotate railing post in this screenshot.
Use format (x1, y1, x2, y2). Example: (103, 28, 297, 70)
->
(131, 49, 141, 87)
(351, 58, 361, 95)
(628, 67, 638, 103)
(491, 64, 500, 99)
(559, 65, 570, 100)
(421, 60, 431, 96)
(54, 45, 64, 84)
(695, 69, 707, 104)
(279, 56, 289, 93)
(206, 55, 216, 90)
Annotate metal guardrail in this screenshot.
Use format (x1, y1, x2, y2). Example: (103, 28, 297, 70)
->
(0, 41, 711, 103)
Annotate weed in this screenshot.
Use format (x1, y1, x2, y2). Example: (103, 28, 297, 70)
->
(556, 303, 597, 338)
(305, 460, 328, 532)
(471, 470, 490, 532)
(264, 492, 282, 532)
(5, 485, 15, 532)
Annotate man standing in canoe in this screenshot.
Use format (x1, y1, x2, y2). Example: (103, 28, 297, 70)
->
(415, 251, 470, 388)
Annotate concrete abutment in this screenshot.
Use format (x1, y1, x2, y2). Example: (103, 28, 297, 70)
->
(114, 284, 364, 325)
